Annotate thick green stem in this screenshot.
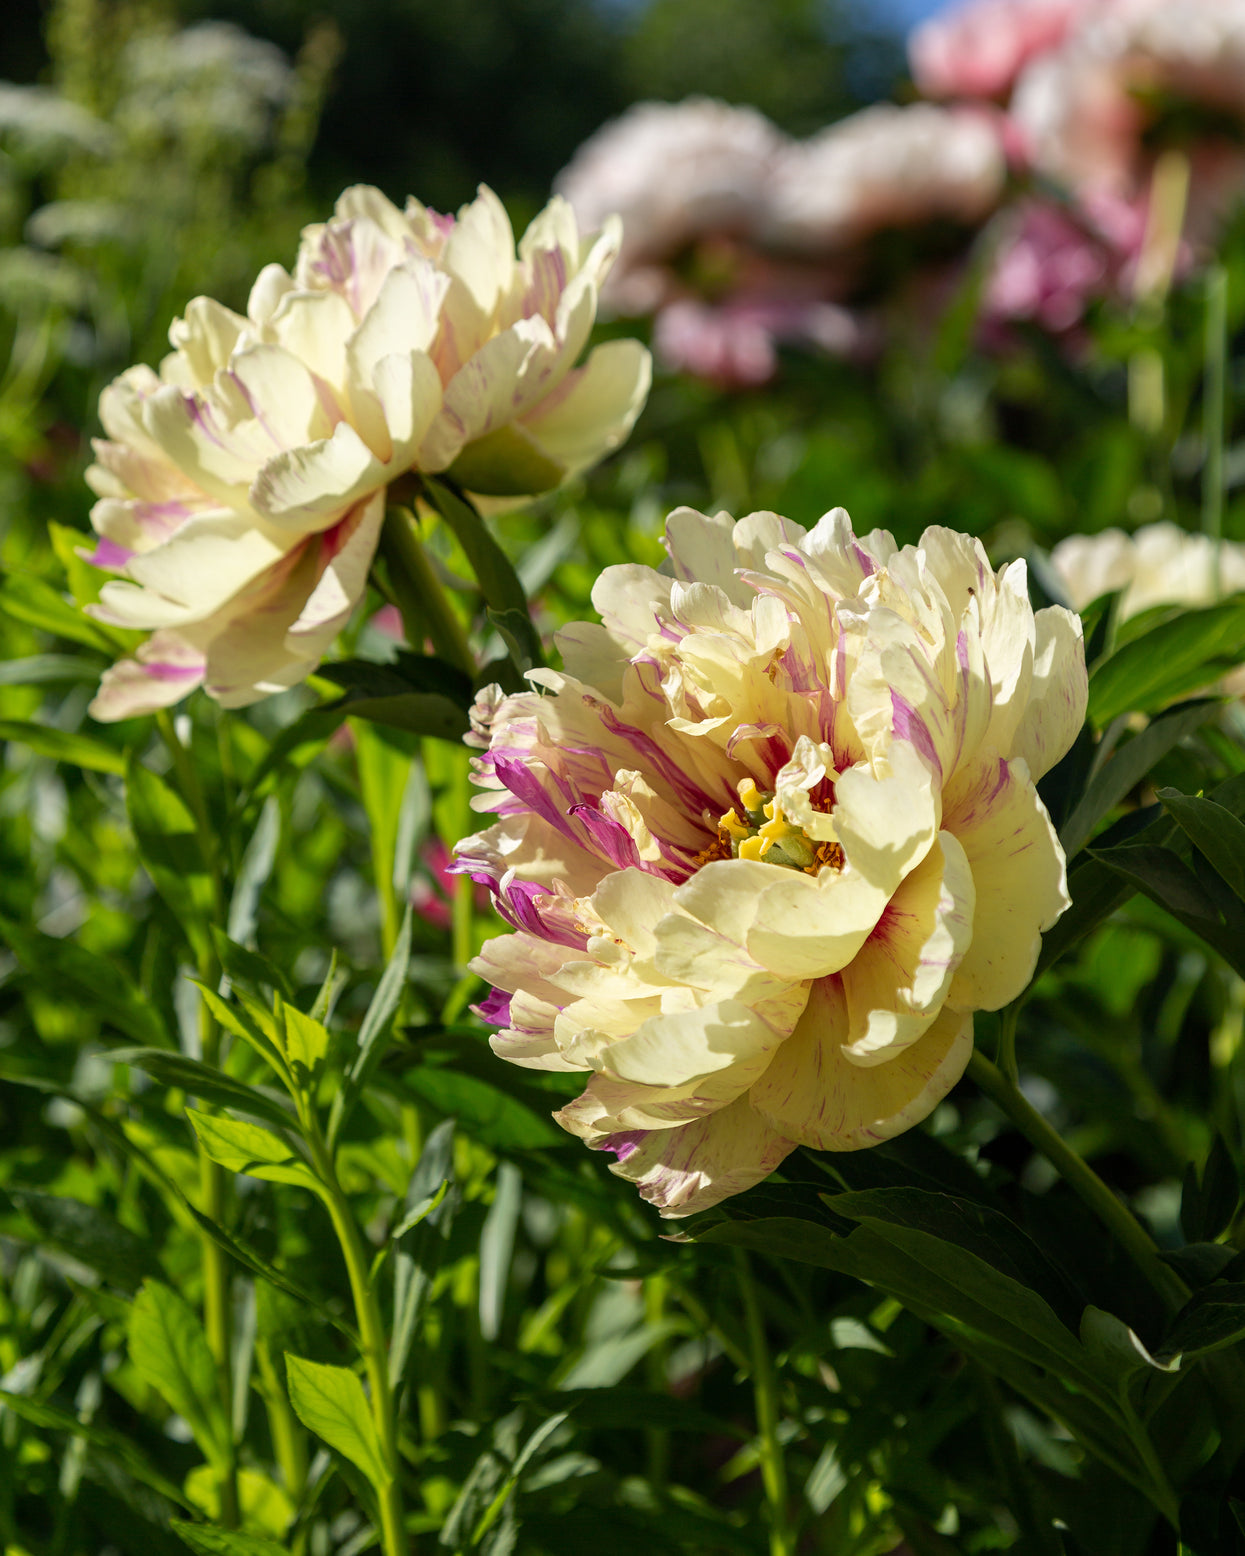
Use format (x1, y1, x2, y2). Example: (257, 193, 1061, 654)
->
(309, 1133, 409, 1556)
(735, 1250, 794, 1556)
(380, 506, 474, 677)
(967, 1051, 1187, 1315)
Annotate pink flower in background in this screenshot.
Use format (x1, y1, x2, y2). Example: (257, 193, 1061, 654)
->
(1012, 0, 1245, 240)
(910, 0, 1090, 102)
(981, 188, 1163, 337)
(764, 104, 1007, 257)
(654, 298, 868, 389)
(556, 99, 787, 318)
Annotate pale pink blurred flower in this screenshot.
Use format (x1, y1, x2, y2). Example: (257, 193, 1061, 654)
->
(1012, 0, 1245, 241)
(764, 104, 1008, 257)
(555, 99, 788, 317)
(910, 0, 1091, 101)
(653, 298, 868, 388)
(981, 187, 1164, 337)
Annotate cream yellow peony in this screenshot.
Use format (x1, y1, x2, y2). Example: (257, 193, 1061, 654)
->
(85, 184, 651, 719)
(458, 508, 1087, 1216)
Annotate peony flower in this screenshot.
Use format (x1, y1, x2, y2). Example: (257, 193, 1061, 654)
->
(86, 184, 651, 719)
(457, 508, 1086, 1216)
(980, 187, 1161, 339)
(909, 0, 1091, 102)
(763, 104, 1007, 258)
(1052, 522, 1245, 618)
(1012, 0, 1245, 247)
(555, 99, 788, 318)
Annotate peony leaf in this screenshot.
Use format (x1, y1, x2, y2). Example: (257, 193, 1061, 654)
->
(1087, 594, 1245, 725)
(128, 1280, 229, 1469)
(284, 1354, 390, 1488)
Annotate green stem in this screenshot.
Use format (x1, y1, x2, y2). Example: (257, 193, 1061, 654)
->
(1204, 266, 1228, 569)
(309, 1132, 409, 1556)
(644, 1274, 671, 1492)
(996, 1002, 1020, 1087)
(380, 506, 475, 677)
(256, 1337, 309, 1503)
(967, 1051, 1187, 1315)
(735, 1250, 794, 1556)
(158, 710, 238, 1524)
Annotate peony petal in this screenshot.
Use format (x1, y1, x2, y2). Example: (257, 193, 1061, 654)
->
(591, 1095, 797, 1218)
(945, 753, 1069, 1011)
(1008, 605, 1087, 781)
(250, 420, 385, 531)
(89, 631, 206, 722)
(840, 830, 975, 1064)
(749, 976, 973, 1149)
(519, 338, 652, 479)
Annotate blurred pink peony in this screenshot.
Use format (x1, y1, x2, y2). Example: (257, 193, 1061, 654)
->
(910, 0, 1090, 102)
(1012, 0, 1245, 241)
(555, 99, 788, 318)
(764, 104, 1008, 258)
(654, 298, 869, 389)
(980, 188, 1165, 337)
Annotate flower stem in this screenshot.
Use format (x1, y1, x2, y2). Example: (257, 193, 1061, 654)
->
(380, 505, 475, 677)
(157, 710, 238, 1525)
(308, 1130, 409, 1556)
(966, 1051, 1187, 1315)
(1203, 266, 1228, 567)
(735, 1250, 794, 1556)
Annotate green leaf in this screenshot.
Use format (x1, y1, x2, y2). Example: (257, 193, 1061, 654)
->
(486, 606, 543, 678)
(0, 1388, 192, 1508)
(318, 655, 472, 739)
(284, 1354, 391, 1488)
(125, 753, 214, 958)
(110, 1047, 295, 1131)
(1158, 789, 1245, 902)
(692, 1217, 1103, 1394)
(0, 719, 127, 773)
(423, 476, 535, 619)
(1090, 842, 1245, 976)
(0, 915, 170, 1049)
(196, 985, 290, 1084)
(211, 930, 294, 1002)
(171, 1521, 286, 1556)
(279, 1002, 330, 1078)
(329, 906, 412, 1148)
(187, 1113, 321, 1194)
(226, 796, 280, 949)
(390, 1118, 455, 1389)
(402, 1066, 564, 1149)
(1156, 1283, 1245, 1362)
(0, 570, 120, 653)
(1060, 701, 1221, 859)
(1079, 1306, 1177, 1389)
(822, 1188, 1084, 1329)
(4, 1188, 162, 1291)
(1181, 1134, 1241, 1243)
(0, 652, 102, 686)
(128, 1280, 229, 1469)
(184, 1204, 355, 1341)
(1087, 594, 1245, 725)
(480, 1161, 522, 1343)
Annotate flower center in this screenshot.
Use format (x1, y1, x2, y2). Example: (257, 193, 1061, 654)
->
(696, 777, 844, 875)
